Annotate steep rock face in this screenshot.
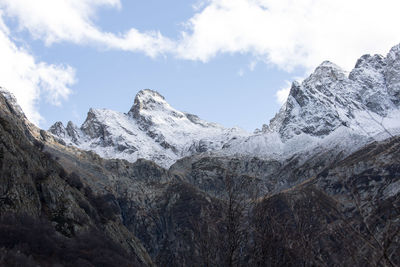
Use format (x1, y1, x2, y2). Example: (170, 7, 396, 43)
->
(0, 87, 25, 119)
(66, 121, 81, 144)
(1, 86, 399, 266)
(49, 120, 81, 144)
(0, 90, 154, 266)
(281, 61, 352, 139)
(222, 44, 400, 161)
(386, 44, 400, 104)
(253, 136, 400, 266)
(274, 51, 399, 141)
(43, 139, 224, 267)
(50, 89, 248, 168)
(349, 54, 390, 115)
(49, 121, 67, 138)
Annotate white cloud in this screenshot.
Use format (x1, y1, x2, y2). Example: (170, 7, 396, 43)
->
(177, 0, 400, 71)
(2, 0, 400, 71)
(0, 13, 75, 125)
(1, 0, 400, 121)
(0, 0, 174, 57)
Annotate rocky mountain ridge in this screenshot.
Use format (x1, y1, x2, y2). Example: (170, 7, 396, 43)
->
(219, 44, 400, 159)
(50, 89, 248, 168)
(1, 43, 400, 266)
(1, 87, 399, 266)
(0, 89, 154, 266)
(50, 45, 400, 168)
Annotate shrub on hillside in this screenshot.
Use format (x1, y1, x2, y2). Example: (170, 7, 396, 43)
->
(66, 172, 84, 190)
(0, 213, 140, 266)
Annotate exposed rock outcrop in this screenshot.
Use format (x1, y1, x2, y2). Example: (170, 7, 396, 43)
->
(2, 44, 400, 266)
(0, 90, 154, 266)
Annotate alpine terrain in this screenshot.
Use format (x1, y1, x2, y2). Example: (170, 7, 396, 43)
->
(49, 89, 248, 168)
(0, 44, 399, 266)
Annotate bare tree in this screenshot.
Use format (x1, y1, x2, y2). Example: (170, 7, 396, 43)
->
(219, 172, 259, 267)
(191, 171, 260, 267)
(345, 175, 400, 267)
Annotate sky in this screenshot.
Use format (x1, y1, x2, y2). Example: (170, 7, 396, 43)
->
(0, 0, 399, 132)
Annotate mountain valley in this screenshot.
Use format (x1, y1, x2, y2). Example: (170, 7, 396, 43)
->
(0, 44, 400, 266)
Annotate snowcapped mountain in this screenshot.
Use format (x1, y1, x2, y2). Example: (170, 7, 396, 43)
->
(49, 89, 248, 167)
(221, 44, 400, 158)
(50, 44, 400, 167)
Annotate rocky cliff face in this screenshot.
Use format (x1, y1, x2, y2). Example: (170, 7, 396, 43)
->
(274, 44, 400, 139)
(252, 135, 400, 266)
(221, 44, 400, 165)
(0, 90, 154, 266)
(1, 44, 400, 266)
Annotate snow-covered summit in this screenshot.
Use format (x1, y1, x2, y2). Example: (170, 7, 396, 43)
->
(129, 89, 168, 116)
(128, 89, 223, 131)
(50, 89, 248, 167)
(50, 44, 400, 168)
(222, 44, 400, 158)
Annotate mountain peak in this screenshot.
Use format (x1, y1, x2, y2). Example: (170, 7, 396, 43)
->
(49, 121, 66, 137)
(48, 87, 247, 167)
(263, 44, 400, 141)
(318, 60, 340, 68)
(128, 89, 168, 116)
(387, 43, 400, 58)
(310, 60, 347, 81)
(138, 89, 165, 98)
(386, 44, 400, 105)
(47, 43, 400, 168)
(354, 54, 386, 70)
(135, 89, 166, 104)
(0, 87, 25, 119)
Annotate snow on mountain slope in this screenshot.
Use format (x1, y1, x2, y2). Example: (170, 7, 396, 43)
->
(49, 89, 248, 167)
(221, 44, 400, 158)
(50, 44, 400, 168)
